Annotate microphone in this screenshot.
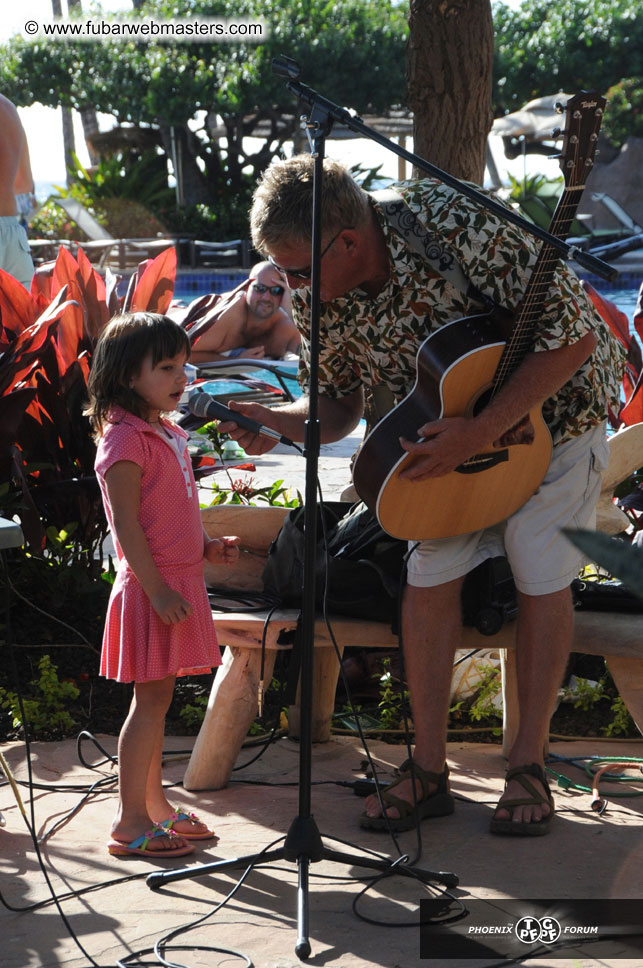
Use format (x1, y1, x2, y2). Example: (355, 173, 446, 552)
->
(187, 390, 296, 448)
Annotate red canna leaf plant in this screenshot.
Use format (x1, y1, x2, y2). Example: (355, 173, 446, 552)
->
(0, 245, 177, 554)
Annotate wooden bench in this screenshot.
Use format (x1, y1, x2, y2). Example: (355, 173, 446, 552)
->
(184, 494, 643, 791)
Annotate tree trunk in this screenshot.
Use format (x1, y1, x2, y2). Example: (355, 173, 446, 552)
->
(159, 124, 211, 208)
(50, 0, 77, 183)
(67, 0, 100, 166)
(407, 0, 494, 184)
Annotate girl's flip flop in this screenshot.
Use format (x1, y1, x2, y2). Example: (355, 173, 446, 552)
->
(107, 823, 195, 857)
(157, 808, 216, 840)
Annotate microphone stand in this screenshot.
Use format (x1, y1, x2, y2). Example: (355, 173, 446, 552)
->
(146, 59, 458, 960)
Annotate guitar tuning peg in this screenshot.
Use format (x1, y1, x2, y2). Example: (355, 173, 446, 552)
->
(555, 102, 565, 113)
(552, 127, 562, 138)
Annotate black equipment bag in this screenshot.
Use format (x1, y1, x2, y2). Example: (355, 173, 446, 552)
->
(261, 501, 517, 634)
(571, 577, 643, 612)
(261, 501, 405, 624)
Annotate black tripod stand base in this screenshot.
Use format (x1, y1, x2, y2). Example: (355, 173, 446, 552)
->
(146, 840, 458, 891)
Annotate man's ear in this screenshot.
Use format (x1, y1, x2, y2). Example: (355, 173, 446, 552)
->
(339, 228, 358, 253)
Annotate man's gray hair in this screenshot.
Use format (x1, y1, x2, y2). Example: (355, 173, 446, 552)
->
(250, 154, 370, 253)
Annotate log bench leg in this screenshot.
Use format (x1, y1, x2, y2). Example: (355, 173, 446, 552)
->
(501, 649, 519, 758)
(288, 645, 344, 743)
(183, 645, 277, 791)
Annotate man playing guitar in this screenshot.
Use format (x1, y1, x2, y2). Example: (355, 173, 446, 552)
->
(218, 151, 624, 837)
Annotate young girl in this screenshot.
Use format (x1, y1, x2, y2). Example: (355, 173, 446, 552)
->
(87, 312, 239, 858)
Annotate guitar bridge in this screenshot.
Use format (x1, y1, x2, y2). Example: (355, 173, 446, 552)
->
(456, 450, 509, 474)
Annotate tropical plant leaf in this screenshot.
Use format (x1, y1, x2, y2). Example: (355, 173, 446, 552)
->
(128, 246, 177, 315)
(563, 528, 643, 600)
(0, 268, 37, 343)
(75, 247, 110, 336)
(31, 259, 57, 304)
(1, 242, 177, 552)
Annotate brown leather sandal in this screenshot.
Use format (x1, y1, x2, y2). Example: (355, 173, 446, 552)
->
(359, 762, 454, 832)
(489, 762, 555, 837)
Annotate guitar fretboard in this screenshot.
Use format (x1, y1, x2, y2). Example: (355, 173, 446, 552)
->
(491, 93, 604, 392)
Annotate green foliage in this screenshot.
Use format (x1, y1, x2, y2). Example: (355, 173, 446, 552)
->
(178, 693, 209, 730)
(376, 656, 409, 731)
(602, 78, 643, 146)
(158, 202, 226, 243)
(205, 477, 302, 507)
(562, 675, 609, 712)
(603, 695, 636, 737)
(507, 172, 558, 204)
(466, 663, 503, 723)
(68, 151, 173, 207)
(493, 1, 643, 147)
(0, 655, 80, 738)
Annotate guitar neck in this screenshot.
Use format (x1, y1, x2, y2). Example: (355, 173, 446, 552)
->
(493, 186, 582, 387)
(492, 91, 606, 391)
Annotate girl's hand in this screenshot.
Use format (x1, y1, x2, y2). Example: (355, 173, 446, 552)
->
(205, 536, 241, 566)
(151, 587, 194, 625)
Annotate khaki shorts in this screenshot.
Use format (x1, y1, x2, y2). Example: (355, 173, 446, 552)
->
(407, 421, 609, 596)
(0, 216, 34, 289)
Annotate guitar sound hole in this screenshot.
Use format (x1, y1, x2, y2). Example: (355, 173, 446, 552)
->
(471, 387, 493, 417)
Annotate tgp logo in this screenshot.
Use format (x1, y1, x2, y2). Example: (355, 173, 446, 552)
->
(515, 915, 562, 945)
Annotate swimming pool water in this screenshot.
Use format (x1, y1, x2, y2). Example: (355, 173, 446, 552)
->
(599, 287, 640, 322)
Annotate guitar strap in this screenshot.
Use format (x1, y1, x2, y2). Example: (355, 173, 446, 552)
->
(371, 188, 494, 311)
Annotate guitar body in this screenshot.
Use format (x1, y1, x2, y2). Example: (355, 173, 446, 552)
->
(352, 313, 553, 540)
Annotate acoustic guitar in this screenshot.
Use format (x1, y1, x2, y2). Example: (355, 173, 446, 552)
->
(352, 91, 606, 540)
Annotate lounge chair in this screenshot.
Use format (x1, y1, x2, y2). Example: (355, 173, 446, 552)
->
(45, 196, 178, 270)
(192, 358, 299, 404)
(588, 192, 643, 234)
(41, 196, 256, 271)
(177, 358, 300, 435)
(516, 185, 641, 250)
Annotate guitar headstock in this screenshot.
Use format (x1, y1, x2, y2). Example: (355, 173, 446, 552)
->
(556, 91, 606, 189)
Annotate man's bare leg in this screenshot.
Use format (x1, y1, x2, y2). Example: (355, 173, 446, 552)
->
(493, 587, 573, 827)
(363, 578, 463, 820)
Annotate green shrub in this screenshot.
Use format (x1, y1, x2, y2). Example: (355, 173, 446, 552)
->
(0, 655, 80, 739)
(603, 78, 643, 148)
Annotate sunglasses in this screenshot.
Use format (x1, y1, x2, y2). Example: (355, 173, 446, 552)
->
(251, 282, 285, 296)
(268, 228, 344, 280)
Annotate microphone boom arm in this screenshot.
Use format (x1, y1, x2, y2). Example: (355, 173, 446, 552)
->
(284, 72, 617, 282)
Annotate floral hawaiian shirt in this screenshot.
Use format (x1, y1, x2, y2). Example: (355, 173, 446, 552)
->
(292, 178, 625, 445)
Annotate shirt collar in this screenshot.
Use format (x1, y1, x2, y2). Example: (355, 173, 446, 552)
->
(108, 405, 189, 441)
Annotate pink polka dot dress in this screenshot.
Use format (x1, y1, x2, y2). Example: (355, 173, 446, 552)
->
(95, 407, 221, 683)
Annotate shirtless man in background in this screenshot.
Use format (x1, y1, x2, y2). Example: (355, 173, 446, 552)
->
(0, 94, 35, 289)
(188, 261, 300, 363)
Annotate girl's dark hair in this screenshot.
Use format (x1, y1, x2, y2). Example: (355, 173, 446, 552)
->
(86, 312, 190, 438)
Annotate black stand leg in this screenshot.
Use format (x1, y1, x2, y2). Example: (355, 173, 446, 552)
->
(146, 60, 458, 959)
